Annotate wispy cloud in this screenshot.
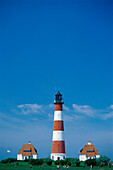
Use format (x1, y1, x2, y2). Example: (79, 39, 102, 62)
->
(64, 105, 70, 111)
(3, 103, 113, 127)
(109, 105, 113, 109)
(101, 111, 113, 120)
(72, 104, 95, 117)
(11, 103, 55, 122)
(100, 105, 113, 120)
(64, 104, 113, 121)
(17, 103, 43, 115)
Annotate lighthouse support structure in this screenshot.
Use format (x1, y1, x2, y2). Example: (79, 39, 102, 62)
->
(51, 91, 66, 161)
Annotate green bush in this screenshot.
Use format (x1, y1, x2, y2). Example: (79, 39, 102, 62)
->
(75, 159, 80, 166)
(96, 155, 110, 166)
(80, 161, 85, 167)
(54, 158, 72, 166)
(24, 158, 29, 162)
(65, 158, 70, 164)
(29, 159, 36, 165)
(67, 161, 71, 166)
(60, 160, 66, 166)
(44, 158, 52, 166)
(69, 158, 80, 167)
(1, 158, 16, 164)
(54, 158, 80, 167)
(16, 162, 19, 166)
(39, 159, 43, 165)
(29, 159, 43, 165)
(47, 161, 52, 166)
(85, 159, 96, 166)
(55, 160, 61, 165)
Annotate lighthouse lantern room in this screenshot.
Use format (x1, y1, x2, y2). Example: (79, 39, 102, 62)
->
(51, 91, 66, 161)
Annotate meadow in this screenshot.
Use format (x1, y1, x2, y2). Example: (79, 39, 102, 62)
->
(0, 162, 113, 170)
(0, 157, 112, 170)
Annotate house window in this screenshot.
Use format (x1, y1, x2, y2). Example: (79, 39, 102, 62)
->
(86, 151, 94, 152)
(63, 156, 65, 159)
(23, 150, 31, 152)
(52, 156, 54, 160)
(57, 157, 60, 160)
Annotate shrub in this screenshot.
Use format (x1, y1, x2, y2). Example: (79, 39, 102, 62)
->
(28, 159, 43, 165)
(60, 160, 65, 166)
(54, 158, 72, 166)
(70, 158, 80, 167)
(55, 160, 60, 165)
(44, 158, 52, 166)
(67, 161, 71, 166)
(39, 159, 43, 165)
(46, 160, 52, 166)
(75, 159, 80, 166)
(29, 159, 36, 165)
(16, 162, 19, 166)
(96, 155, 110, 166)
(1, 158, 16, 164)
(65, 158, 70, 164)
(85, 159, 96, 166)
(24, 158, 29, 162)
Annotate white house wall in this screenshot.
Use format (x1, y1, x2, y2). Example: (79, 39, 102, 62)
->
(79, 155, 86, 161)
(17, 154, 38, 160)
(96, 155, 100, 159)
(79, 154, 100, 161)
(33, 154, 38, 159)
(17, 154, 22, 160)
(51, 153, 66, 161)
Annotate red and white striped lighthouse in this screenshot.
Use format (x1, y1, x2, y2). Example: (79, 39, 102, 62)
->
(51, 91, 66, 161)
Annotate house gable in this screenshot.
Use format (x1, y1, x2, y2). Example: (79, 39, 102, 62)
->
(79, 141, 100, 161)
(17, 141, 38, 160)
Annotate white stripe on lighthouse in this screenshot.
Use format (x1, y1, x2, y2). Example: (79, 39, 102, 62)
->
(54, 111, 63, 121)
(52, 131, 64, 141)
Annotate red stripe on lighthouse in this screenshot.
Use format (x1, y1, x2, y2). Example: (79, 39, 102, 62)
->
(53, 121, 64, 131)
(52, 141, 65, 153)
(55, 103, 62, 111)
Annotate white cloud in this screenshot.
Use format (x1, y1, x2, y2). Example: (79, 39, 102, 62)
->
(64, 115, 74, 121)
(64, 104, 113, 120)
(17, 105, 24, 108)
(15, 103, 113, 121)
(64, 105, 70, 111)
(109, 105, 113, 109)
(25, 104, 42, 109)
(102, 111, 113, 120)
(49, 104, 54, 108)
(64, 114, 80, 121)
(17, 103, 43, 115)
(72, 104, 95, 117)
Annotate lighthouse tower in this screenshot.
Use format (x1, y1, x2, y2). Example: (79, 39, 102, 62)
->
(51, 91, 66, 161)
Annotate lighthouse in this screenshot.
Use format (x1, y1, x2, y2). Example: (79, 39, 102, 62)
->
(51, 91, 66, 161)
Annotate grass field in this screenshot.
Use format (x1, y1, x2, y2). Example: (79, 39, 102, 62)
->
(0, 162, 113, 170)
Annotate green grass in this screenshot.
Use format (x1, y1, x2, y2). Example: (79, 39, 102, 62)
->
(0, 162, 113, 170)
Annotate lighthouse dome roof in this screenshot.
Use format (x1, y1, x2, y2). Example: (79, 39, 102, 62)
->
(54, 91, 64, 104)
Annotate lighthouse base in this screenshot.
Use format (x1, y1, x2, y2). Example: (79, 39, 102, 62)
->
(51, 153, 66, 161)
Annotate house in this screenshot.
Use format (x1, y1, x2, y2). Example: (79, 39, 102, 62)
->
(17, 141, 38, 160)
(79, 141, 100, 161)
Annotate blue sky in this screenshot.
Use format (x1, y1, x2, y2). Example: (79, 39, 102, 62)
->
(0, 0, 113, 160)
